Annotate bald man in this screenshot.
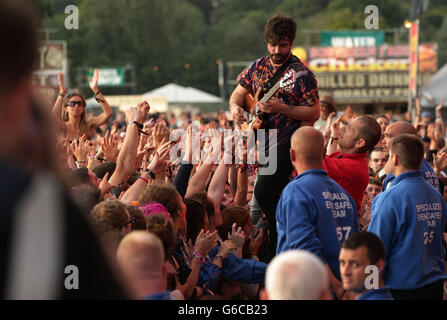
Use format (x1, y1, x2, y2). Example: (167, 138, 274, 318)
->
(381, 121, 440, 192)
(324, 116, 382, 211)
(261, 250, 332, 300)
(276, 127, 358, 299)
(116, 231, 171, 300)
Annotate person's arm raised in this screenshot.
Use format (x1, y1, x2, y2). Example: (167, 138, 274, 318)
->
(435, 99, 445, 137)
(120, 139, 172, 205)
(326, 116, 342, 155)
(108, 101, 150, 187)
(234, 166, 248, 206)
(414, 97, 421, 127)
(51, 72, 66, 121)
(207, 135, 234, 205)
(86, 68, 113, 129)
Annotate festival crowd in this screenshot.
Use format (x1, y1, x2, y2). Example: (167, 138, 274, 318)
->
(0, 1, 446, 300)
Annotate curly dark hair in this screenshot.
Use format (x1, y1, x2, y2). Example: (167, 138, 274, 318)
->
(126, 205, 146, 231)
(139, 182, 183, 221)
(145, 214, 176, 261)
(264, 13, 297, 45)
(90, 200, 128, 234)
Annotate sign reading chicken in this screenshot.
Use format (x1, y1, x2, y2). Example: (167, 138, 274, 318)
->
(292, 44, 437, 104)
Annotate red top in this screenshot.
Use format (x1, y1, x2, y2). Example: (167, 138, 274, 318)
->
(323, 151, 369, 212)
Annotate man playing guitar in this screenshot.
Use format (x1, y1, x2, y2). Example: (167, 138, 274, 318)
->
(229, 13, 321, 261)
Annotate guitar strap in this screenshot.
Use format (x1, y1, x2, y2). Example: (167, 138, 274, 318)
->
(261, 54, 297, 94)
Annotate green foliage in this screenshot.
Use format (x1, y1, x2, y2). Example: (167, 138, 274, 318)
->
(37, 0, 447, 97)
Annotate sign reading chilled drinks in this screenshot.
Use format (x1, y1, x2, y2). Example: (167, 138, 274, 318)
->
(292, 43, 437, 104)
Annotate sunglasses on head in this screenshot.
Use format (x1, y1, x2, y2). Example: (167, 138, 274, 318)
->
(67, 101, 84, 107)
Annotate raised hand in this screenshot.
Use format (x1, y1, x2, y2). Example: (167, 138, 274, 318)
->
(228, 223, 245, 251)
(70, 134, 90, 164)
(249, 227, 264, 257)
(415, 97, 421, 115)
(183, 124, 194, 163)
(330, 116, 343, 140)
(125, 106, 140, 123)
(137, 101, 150, 124)
(326, 112, 336, 131)
(102, 130, 119, 162)
(434, 149, 447, 172)
(217, 240, 238, 259)
(427, 123, 435, 140)
(194, 230, 218, 257)
(58, 72, 66, 95)
(89, 68, 99, 92)
(147, 139, 173, 174)
(98, 172, 115, 196)
(436, 98, 445, 113)
(152, 121, 170, 146)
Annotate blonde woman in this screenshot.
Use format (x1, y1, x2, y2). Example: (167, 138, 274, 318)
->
(52, 69, 113, 141)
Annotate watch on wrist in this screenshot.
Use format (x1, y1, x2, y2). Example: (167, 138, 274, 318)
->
(144, 168, 155, 180)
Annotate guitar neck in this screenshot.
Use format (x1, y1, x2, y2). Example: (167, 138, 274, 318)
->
(259, 81, 280, 103)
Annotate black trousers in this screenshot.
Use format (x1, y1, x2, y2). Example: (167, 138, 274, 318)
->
(254, 142, 294, 262)
(390, 280, 444, 300)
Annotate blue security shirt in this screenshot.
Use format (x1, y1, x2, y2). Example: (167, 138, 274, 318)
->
(368, 171, 447, 290)
(382, 159, 440, 192)
(276, 169, 359, 280)
(357, 287, 394, 300)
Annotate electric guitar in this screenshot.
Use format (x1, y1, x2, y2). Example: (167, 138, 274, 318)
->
(241, 70, 295, 130)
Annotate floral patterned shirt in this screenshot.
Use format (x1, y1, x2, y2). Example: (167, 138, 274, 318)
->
(237, 55, 319, 146)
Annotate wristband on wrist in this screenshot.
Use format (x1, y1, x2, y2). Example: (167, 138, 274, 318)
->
(75, 161, 86, 168)
(193, 251, 205, 264)
(58, 93, 65, 98)
(128, 121, 143, 130)
(144, 168, 155, 180)
(138, 176, 149, 184)
(94, 90, 101, 96)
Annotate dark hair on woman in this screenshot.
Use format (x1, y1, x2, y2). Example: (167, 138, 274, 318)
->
(264, 13, 297, 45)
(90, 200, 128, 235)
(217, 206, 251, 258)
(67, 167, 90, 188)
(188, 192, 215, 219)
(184, 199, 207, 243)
(93, 161, 116, 179)
(71, 184, 102, 216)
(139, 182, 183, 222)
(145, 214, 176, 261)
(126, 205, 146, 231)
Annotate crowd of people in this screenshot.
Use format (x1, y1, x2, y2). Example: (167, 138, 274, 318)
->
(1, 1, 446, 301)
